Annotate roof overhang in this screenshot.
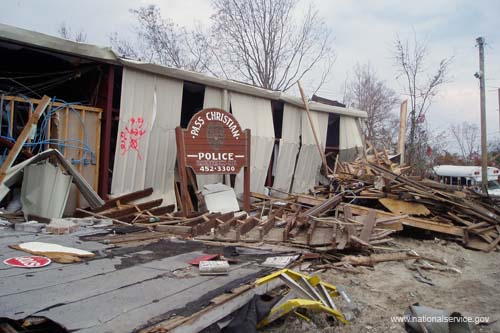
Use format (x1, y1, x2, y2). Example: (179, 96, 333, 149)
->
(0, 23, 367, 118)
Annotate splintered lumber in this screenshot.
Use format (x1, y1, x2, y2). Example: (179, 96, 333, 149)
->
(181, 213, 211, 226)
(259, 208, 283, 240)
(378, 198, 431, 216)
(121, 205, 176, 223)
(193, 218, 218, 236)
(306, 220, 317, 245)
(155, 225, 192, 235)
(299, 193, 343, 220)
(217, 214, 245, 235)
(102, 199, 163, 219)
(341, 252, 421, 266)
(91, 188, 154, 213)
(75, 208, 132, 226)
(359, 209, 377, 242)
(236, 217, 259, 241)
(297, 195, 325, 207)
(346, 204, 464, 237)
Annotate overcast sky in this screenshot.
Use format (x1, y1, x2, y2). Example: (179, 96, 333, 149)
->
(1, 0, 499, 148)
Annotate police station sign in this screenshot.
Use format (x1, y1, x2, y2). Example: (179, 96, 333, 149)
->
(176, 108, 250, 175)
(176, 108, 251, 213)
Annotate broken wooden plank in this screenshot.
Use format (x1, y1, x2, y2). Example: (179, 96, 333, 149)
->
(193, 218, 218, 236)
(236, 217, 259, 241)
(91, 188, 154, 213)
(359, 209, 377, 242)
(346, 204, 464, 237)
(216, 214, 245, 236)
(100, 199, 163, 219)
(75, 208, 132, 226)
(155, 225, 192, 235)
(258, 208, 283, 240)
(299, 193, 343, 220)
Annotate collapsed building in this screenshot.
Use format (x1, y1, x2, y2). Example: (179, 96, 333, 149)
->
(1, 23, 500, 333)
(0, 22, 366, 210)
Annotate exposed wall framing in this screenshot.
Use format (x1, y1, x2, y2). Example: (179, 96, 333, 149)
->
(0, 95, 102, 209)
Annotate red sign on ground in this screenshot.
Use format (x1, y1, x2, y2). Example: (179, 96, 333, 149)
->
(178, 108, 249, 175)
(4, 256, 51, 268)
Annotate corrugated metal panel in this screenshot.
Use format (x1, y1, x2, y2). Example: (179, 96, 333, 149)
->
(120, 59, 367, 118)
(292, 110, 329, 193)
(111, 67, 183, 205)
(230, 92, 274, 195)
(339, 116, 364, 162)
(273, 104, 302, 193)
(21, 161, 72, 219)
(196, 87, 227, 189)
(0, 23, 117, 62)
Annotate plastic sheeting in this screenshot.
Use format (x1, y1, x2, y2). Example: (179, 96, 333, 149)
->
(272, 104, 301, 193)
(196, 87, 228, 189)
(230, 92, 274, 195)
(339, 116, 363, 162)
(111, 67, 183, 205)
(292, 110, 329, 193)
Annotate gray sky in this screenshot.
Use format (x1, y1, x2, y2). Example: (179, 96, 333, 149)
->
(1, 0, 499, 147)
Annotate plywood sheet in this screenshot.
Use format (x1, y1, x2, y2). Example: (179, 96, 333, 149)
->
(379, 198, 431, 216)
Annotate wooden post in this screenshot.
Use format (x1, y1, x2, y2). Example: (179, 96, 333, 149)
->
(398, 100, 408, 165)
(0, 95, 51, 182)
(297, 81, 329, 175)
(243, 129, 251, 211)
(176, 127, 191, 216)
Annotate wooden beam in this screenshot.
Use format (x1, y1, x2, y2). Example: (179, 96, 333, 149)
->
(236, 217, 259, 241)
(347, 204, 464, 237)
(297, 81, 329, 175)
(91, 188, 154, 213)
(359, 209, 377, 242)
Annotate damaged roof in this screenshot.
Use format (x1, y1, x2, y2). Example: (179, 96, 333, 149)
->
(0, 23, 367, 118)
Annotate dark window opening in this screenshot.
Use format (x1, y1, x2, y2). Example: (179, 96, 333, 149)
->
(325, 113, 340, 169)
(326, 113, 340, 149)
(265, 101, 285, 187)
(271, 101, 284, 139)
(180, 81, 205, 128)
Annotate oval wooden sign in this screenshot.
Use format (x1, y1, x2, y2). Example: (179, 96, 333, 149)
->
(180, 108, 249, 174)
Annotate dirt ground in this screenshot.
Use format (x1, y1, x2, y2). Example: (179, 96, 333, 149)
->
(262, 236, 500, 333)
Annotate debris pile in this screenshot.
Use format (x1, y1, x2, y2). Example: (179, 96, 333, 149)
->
(334, 152, 500, 252)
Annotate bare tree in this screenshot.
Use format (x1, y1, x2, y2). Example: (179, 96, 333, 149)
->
(58, 22, 87, 42)
(394, 35, 452, 170)
(450, 122, 480, 163)
(110, 1, 334, 90)
(346, 64, 398, 150)
(209, 0, 334, 91)
(110, 5, 213, 72)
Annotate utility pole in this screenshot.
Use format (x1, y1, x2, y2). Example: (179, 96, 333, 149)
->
(476, 37, 488, 193)
(498, 88, 500, 133)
